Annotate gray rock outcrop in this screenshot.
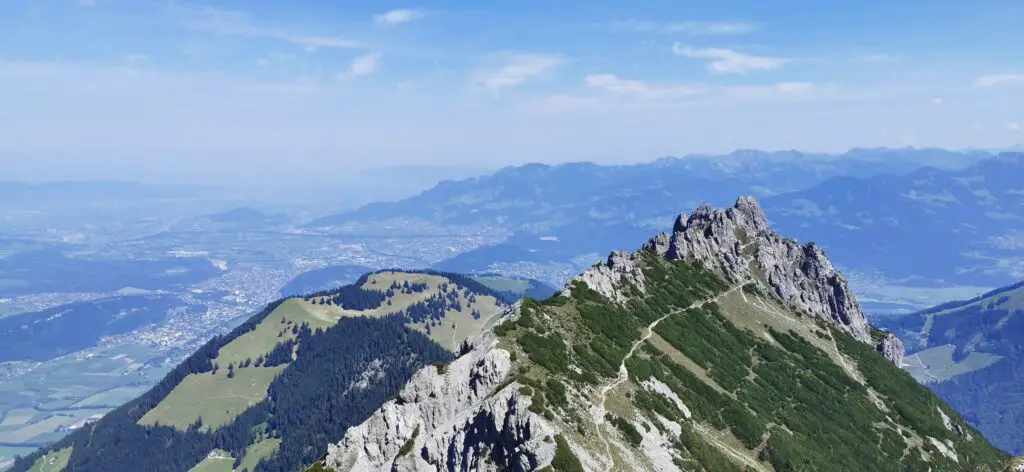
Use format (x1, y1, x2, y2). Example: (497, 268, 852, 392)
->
(323, 330, 557, 472)
(876, 332, 906, 367)
(654, 196, 872, 343)
(569, 250, 646, 304)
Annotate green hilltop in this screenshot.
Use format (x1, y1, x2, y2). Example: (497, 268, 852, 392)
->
(8, 269, 518, 472)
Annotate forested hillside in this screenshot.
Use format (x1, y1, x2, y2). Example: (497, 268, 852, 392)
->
(9, 270, 517, 472)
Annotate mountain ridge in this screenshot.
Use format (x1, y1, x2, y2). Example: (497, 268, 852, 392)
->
(322, 196, 1009, 472)
(308, 148, 984, 230)
(11, 197, 1017, 472)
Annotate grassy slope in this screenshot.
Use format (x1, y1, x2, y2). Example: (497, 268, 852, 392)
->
(494, 251, 1009, 471)
(26, 447, 71, 472)
(186, 450, 233, 472)
(238, 438, 281, 471)
(138, 271, 506, 432)
(139, 366, 286, 431)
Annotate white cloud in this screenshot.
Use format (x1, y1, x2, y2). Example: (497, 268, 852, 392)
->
(124, 53, 149, 64)
(1010, 122, 1021, 131)
(374, 9, 424, 25)
(471, 53, 564, 91)
(773, 82, 814, 93)
(584, 74, 707, 100)
(185, 7, 360, 50)
(973, 74, 1024, 87)
(929, 97, 945, 106)
(345, 52, 381, 77)
(579, 74, 817, 105)
(672, 44, 787, 74)
(292, 36, 361, 51)
(256, 53, 298, 67)
(607, 19, 757, 35)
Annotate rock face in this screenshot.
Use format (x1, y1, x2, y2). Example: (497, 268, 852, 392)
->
(650, 196, 872, 343)
(876, 332, 906, 367)
(1007, 457, 1024, 472)
(323, 328, 557, 472)
(569, 250, 646, 303)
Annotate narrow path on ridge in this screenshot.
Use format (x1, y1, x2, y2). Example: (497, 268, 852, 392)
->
(591, 282, 749, 472)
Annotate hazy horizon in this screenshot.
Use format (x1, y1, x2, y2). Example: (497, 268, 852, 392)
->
(3, 145, 1022, 186)
(2, 1, 1022, 184)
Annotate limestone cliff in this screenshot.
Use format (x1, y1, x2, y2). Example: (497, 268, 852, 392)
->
(323, 313, 558, 472)
(876, 331, 906, 367)
(654, 196, 873, 342)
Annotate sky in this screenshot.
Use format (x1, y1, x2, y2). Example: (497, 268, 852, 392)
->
(1, 0, 1022, 183)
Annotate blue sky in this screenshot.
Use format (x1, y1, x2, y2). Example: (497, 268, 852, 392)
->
(1, 0, 1022, 183)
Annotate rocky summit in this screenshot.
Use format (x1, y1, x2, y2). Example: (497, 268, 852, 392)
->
(320, 197, 1010, 472)
(661, 196, 871, 344)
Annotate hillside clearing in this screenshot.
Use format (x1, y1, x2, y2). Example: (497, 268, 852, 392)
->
(187, 450, 233, 472)
(238, 438, 281, 471)
(27, 447, 71, 472)
(138, 365, 285, 431)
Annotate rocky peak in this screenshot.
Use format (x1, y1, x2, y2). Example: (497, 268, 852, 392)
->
(660, 196, 872, 343)
(576, 196, 878, 346)
(876, 332, 906, 367)
(568, 250, 646, 304)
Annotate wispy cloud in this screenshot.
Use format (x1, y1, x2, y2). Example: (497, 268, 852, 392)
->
(584, 74, 707, 100)
(579, 73, 817, 105)
(344, 52, 381, 77)
(973, 74, 1024, 87)
(124, 53, 149, 64)
(186, 7, 361, 50)
(607, 19, 758, 35)
(256, 53, 298, 67)
(1010, 122, 1021, 131)
(471, 53, 564, 91)
(672, 44, 787, 74)
(374, 9, 424, 25)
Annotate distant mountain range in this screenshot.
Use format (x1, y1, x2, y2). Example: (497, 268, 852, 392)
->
(306, 149, 1019, 309)
(761, 152, 1024, 288)
(309, 148, 981, 230)
(879, 280, 1024, 454)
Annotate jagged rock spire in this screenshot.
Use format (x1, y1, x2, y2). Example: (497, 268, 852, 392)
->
(661, 196, 872, 342)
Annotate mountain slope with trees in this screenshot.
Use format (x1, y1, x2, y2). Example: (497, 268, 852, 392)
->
(879, 280, 1024, 454)
(8, 270, 521, 472)
(323, 197, 1011, 472)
